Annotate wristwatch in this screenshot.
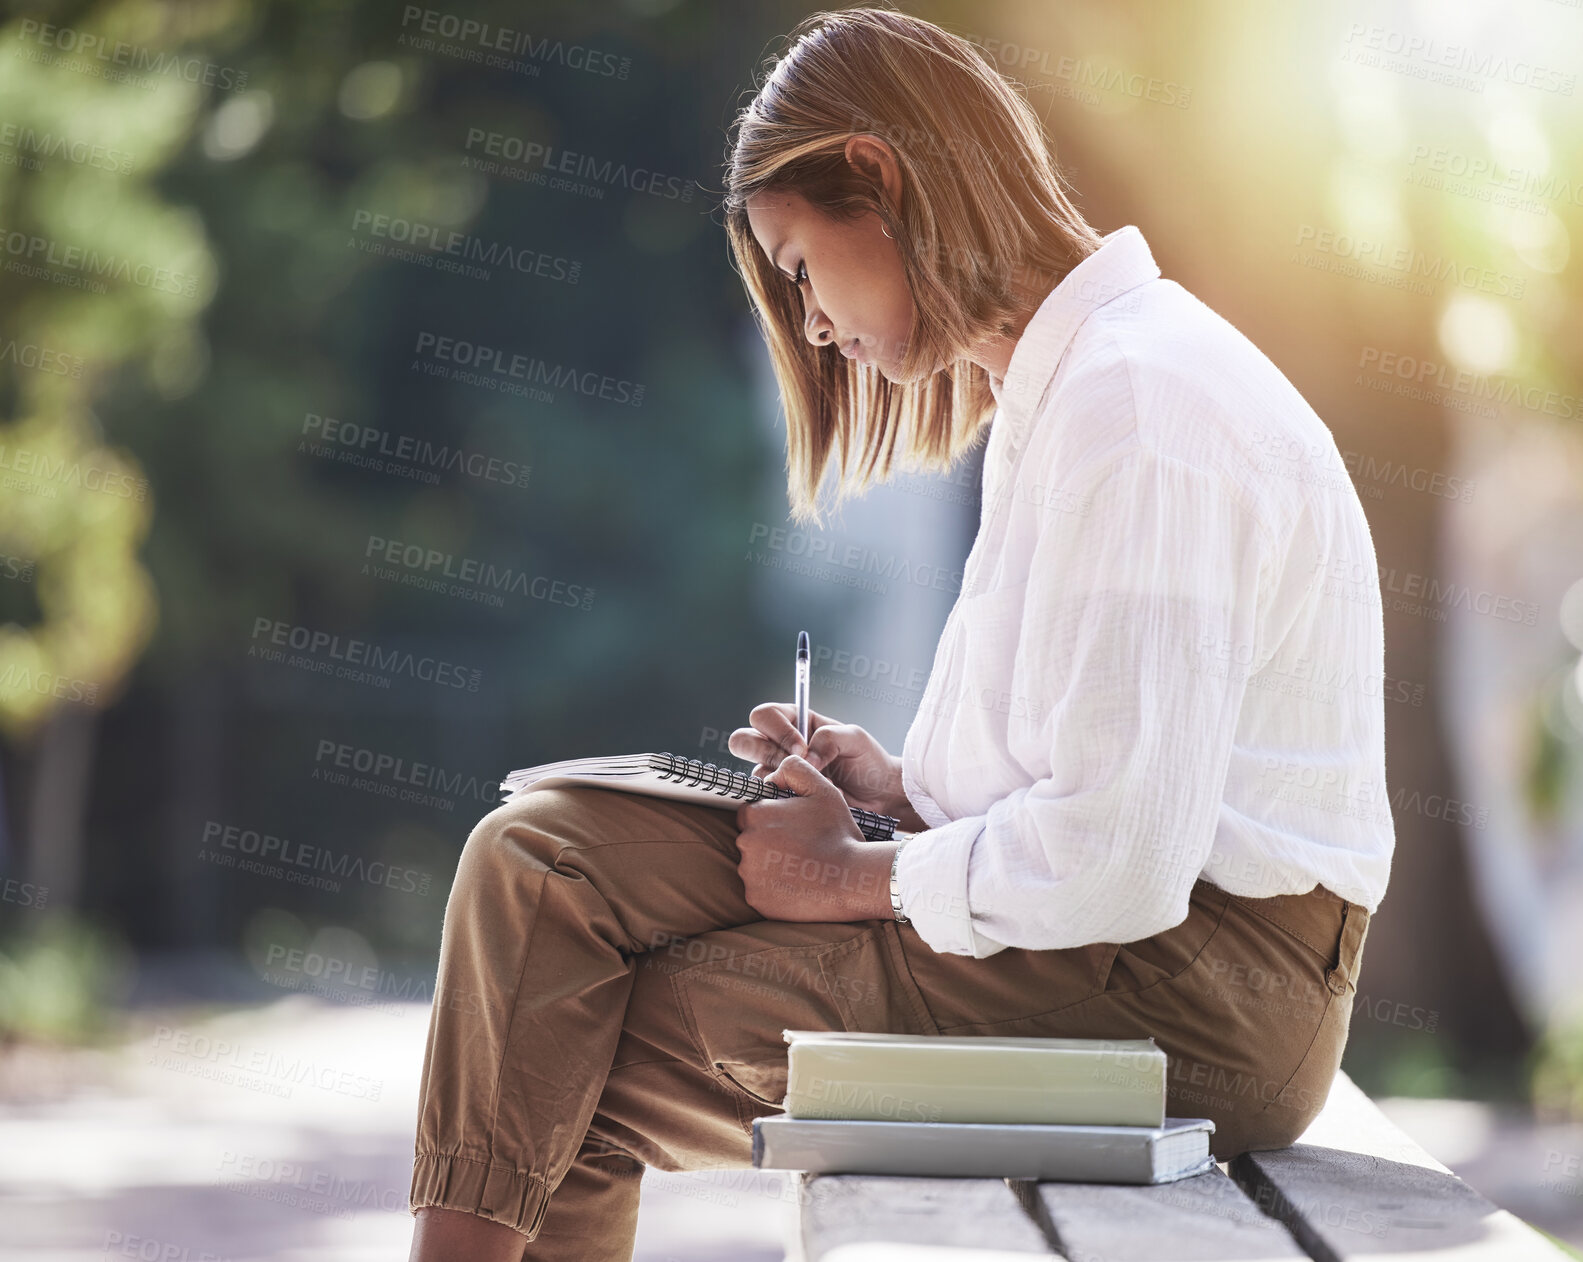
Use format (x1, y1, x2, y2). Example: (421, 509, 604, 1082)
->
(889, 839, 911, 925)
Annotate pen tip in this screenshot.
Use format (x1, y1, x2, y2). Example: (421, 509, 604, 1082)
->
(797, 630, 809, 657)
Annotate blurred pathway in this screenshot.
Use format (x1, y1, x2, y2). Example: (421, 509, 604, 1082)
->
(0, 995, 796, 1261)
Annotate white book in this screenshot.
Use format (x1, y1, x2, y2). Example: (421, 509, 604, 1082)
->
(752, 1114, 1216, 1183)
(499, 751, 901, 840)
(782, 1029, 1167, 1128)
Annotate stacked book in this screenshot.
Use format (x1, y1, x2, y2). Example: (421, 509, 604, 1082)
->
(751, 1029, 1216, 1184)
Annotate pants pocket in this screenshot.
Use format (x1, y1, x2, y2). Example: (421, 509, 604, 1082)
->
(1101, 882, 1230, 994)
(670, 923, 939, 1115)
(818, 920, 942, 1039)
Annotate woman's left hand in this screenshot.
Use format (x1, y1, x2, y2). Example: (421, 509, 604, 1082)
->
(735, 754, 897, 922)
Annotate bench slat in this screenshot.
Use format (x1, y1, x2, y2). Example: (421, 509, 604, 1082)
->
(794, 1072, 1572, 1261)
(1229, 1071, 1573, 1260)
(1022, 1167, 1306, 1260)
(798, 1172, 1053, 1259)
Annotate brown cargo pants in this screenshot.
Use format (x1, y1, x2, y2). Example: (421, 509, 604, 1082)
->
(409, 784, 1371, 1258)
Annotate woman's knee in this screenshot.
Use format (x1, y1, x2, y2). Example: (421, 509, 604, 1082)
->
(449, 791, 578, 901)
(459, 787, 601, 866)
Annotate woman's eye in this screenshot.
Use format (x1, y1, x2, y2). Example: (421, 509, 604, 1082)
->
(791, 261, 807, 286)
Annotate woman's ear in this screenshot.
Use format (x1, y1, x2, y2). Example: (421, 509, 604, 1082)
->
(844, 133, 904, 222)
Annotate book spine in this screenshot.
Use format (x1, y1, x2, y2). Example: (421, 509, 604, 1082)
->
(752, 1117, 1173, 1182)
(784, 1048, 1166, 1127)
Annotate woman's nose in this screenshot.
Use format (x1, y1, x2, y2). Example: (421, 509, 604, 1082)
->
(803, 303, 833, 348)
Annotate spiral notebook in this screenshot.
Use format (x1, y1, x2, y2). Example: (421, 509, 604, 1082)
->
(498, 752, 903, 841)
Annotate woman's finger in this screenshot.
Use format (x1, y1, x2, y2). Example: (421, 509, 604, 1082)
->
(747, 701, 821, 756)
(805, 723, 849, 771)
(728, 727, 781, 765)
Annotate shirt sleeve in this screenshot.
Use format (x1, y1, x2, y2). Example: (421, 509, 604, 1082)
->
(894, 445, 1272, 957)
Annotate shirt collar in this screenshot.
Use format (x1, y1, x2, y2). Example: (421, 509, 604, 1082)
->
(986, 224, 1161, 454)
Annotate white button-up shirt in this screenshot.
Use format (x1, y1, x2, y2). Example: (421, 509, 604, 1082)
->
(894, 224, 1395, 959)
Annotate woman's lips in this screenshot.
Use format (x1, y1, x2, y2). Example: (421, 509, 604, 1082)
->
(840, 338, 863, 362)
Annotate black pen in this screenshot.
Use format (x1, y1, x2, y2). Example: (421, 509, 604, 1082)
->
(795, 631, 810, 748)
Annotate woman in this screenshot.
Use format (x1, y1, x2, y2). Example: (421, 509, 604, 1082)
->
(408, 8, 1394, 1259)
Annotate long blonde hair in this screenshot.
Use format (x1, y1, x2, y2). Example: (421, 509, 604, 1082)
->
(722, 5, 1103, 527)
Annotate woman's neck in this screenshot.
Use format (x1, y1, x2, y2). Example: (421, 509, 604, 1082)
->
(968, 297, 1043, 381)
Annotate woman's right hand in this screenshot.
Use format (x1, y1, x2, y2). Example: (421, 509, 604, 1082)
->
(728, 702, 926, 830)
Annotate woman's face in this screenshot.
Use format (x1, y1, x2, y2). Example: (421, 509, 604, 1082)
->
(745, 187, 916, 380)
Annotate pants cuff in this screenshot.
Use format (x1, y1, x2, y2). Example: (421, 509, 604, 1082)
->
(410, 1152, 553, 1238)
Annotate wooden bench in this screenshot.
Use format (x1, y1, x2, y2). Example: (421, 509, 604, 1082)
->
(790, 1071, 1574, 1260)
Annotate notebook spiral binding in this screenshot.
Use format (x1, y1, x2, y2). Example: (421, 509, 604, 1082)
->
(651, 752, 899, 841)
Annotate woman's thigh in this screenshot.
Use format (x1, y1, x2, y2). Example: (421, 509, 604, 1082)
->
(461, 784, 762, 949)
(632, 915, 942, 1130)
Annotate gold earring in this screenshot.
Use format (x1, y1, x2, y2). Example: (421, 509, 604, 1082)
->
(881, 222, 895, 240)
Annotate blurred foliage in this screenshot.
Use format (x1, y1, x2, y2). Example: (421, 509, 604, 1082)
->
(0, 0, 215, 733)
(1531, 1016, 1583, 1123)
(0, 910, 133, 1044)
(1344, 1028, 1467, 1100)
